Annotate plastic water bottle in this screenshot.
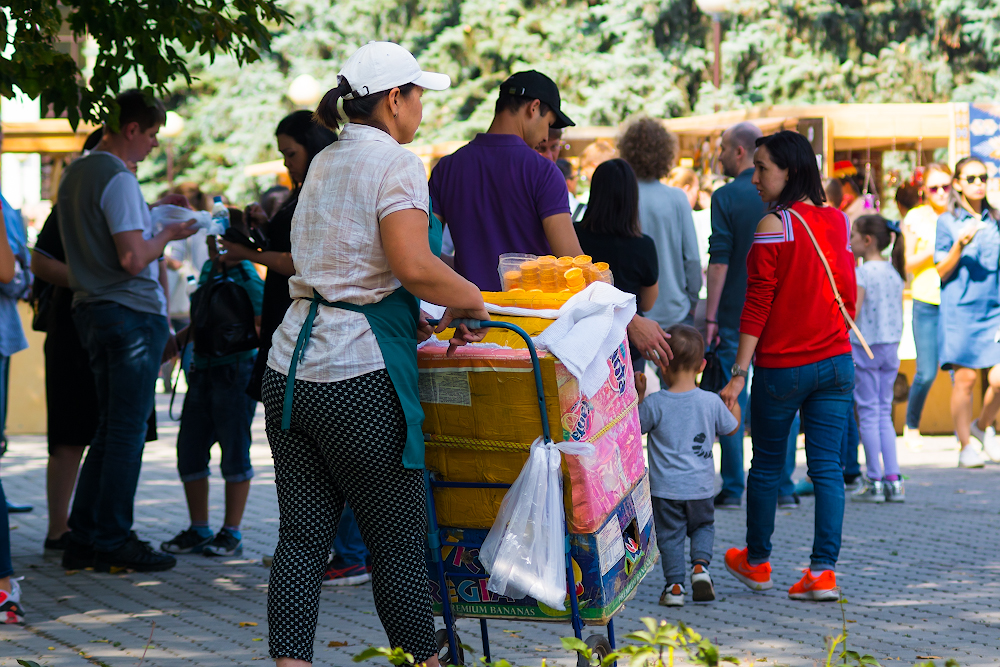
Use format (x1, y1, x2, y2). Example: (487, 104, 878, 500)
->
(209, 196, 230, 235)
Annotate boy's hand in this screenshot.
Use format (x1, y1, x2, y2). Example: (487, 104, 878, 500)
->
(635, 372, 647, 404)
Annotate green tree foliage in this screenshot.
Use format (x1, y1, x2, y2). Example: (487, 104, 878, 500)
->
(1, 0, 291, 129)
(147, 0, 1000, 202)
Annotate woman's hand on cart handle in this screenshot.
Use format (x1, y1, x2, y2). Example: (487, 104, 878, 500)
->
(435, 306, 490, 356)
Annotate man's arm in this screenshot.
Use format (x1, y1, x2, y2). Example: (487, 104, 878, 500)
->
(704, 263, 728, 346)
(30, 251, 70, 288)
(679, 203, 702, 310)
(705, 191, 732, 346)
(113, 223, 196, 276)
(541, 213, 583, 257)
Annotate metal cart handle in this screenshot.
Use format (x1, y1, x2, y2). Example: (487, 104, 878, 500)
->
(426, 318, 551, 443)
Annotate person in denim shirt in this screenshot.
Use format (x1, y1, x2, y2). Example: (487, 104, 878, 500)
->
(934, 156, 1000, 469)
(162, 215, 264, 559)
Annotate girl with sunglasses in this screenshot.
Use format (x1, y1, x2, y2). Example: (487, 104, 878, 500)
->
(901, 163, 953, 447)
(935, 157, 1000, 468)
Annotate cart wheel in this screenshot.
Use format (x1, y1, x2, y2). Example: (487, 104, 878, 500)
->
(576, 634, 612, 667)
(435, 628, 466, 666)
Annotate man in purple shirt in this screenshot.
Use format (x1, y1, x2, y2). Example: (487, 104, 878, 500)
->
(429, 71, 583, 291)
(429, 70, 675, 372)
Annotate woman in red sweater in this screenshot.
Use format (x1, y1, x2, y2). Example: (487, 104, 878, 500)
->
(719, 131, 856, 602)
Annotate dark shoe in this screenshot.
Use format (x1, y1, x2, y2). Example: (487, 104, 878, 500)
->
(44, 531, 72, 558)
(322, 557, 370, 586)
(61, 539, 96, 570)
(777, 494, 800, 509)
(161, 527, 214, 555)
(96, 534, 177, 573)
(714, 492, 741, 510)
(202, 528, 243, 558)
(6, 500, 33, 513)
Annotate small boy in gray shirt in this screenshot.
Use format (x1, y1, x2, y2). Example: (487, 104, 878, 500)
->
(638, 324, 740, 607)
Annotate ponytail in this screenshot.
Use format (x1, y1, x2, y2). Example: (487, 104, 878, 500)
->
(856, 214, 906, 279)
(313, 76, 418, 133)
(313, 76, 353, 131)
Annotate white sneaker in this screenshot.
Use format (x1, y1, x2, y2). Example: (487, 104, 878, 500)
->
(971, 422, 1000, 462)
(903, 426, 923, 452)
(691, 564, 715, 602)
(959, 445, 986, 469)
(659, 583, 685, 607)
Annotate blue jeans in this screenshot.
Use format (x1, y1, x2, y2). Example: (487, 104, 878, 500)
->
(717, 327, 800, 499)
(0, 479, 10, 578)
(747, 354, 854, 570)
(333, 503, 369, 566)
(906, 300, 939, 429)
(69, 302, 170, 552)
(842, 404, 860, 478)
(177, 357, 257, 483)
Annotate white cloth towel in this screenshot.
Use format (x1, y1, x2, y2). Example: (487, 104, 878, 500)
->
(533, 282, 636, 398)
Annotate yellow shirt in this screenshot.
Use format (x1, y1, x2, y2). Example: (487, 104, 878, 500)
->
(905, 205, 941, 305)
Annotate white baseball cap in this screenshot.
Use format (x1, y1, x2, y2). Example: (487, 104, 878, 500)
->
(339, 42, 450, 99)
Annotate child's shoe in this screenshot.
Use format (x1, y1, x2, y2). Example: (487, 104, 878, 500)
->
(161, 527, 214, 554)
(787, 569, 839, 601)
(203, 528, 243, 558)
(724, 547, 772, 591)
(850, 478, 885, 503)
(691, 564, 715, 602)
(0, 578, 24, 624)
(883, 479, 905, 503)
(658, 583, 685, 607)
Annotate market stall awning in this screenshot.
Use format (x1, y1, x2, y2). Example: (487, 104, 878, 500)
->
(1, 119, 99, 153)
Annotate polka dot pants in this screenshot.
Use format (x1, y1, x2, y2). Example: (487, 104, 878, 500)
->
(262, 367, 436, 663)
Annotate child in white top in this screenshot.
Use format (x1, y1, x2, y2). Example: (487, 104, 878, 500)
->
(849, 214, 906, 503)
(637, 324, 739, 607)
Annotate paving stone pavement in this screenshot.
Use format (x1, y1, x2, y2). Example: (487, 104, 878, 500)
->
(1, 395, 999, 666)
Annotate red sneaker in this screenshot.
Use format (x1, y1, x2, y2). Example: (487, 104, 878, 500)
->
(322, 559, 370, 587)
(788, 569, 839, 601)
(724, 547, 772, 591)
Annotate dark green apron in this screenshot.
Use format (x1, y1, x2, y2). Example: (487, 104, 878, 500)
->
(280, 287, 426, 470)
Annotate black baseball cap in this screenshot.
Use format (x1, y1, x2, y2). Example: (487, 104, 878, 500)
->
(498, 70, 575, 129)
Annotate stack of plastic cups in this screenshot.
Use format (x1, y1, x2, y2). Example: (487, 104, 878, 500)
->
(555, 257, 573, 290)
(504, 270, 522, 290)
(564, 267, 586, 293)
(520, 261, 540, 291)
(593, 261, 612, 284)
(538, 255, 558, 292)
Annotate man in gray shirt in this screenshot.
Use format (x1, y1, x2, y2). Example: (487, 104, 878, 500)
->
(618, 118, 701, 330)
(58, 90, 195, 573)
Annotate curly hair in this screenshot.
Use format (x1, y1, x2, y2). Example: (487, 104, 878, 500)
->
(617, 117, 678, 181)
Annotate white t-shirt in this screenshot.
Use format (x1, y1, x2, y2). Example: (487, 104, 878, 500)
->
(267, 124, 429, 383)
(853, 259, 904, 346)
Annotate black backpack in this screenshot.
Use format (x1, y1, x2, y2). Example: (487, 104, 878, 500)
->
(189, 260, 260, 358)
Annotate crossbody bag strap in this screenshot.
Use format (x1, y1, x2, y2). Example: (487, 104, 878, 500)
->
(787, 208, 874, 360)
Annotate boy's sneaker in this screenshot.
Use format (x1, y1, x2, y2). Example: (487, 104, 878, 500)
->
(884, 479, 905, 503)
(0, 578, 24, 624)
(658, 583, 685, 607)
(691, 564, 715, 602)
(958, 445, 986, 469)
(777, 495, 800, 509)
(96, 534, 176, 573)
(203, 528, 243, 558)
(322, 558, 370, 586)
(61, 539, 95, 570)
(161, 527, 214, 555)
(713, 492, 741, 510)
(971, 422, 1000, 461)
(788, 569, 839, 601)
(44, 531, 72, 558)
(850, 478, 885, 503)
(724, 547, 772, 591)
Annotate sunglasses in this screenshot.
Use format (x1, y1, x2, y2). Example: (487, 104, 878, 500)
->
(962, 174, 987, 184)
(928, 185, 951, 193)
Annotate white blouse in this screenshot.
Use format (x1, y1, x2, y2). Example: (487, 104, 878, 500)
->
(267, 123, 429, 383)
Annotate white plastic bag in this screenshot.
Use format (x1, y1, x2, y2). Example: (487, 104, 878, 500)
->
(150, 204, 214, 234)
(479, 436, 595, 609)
